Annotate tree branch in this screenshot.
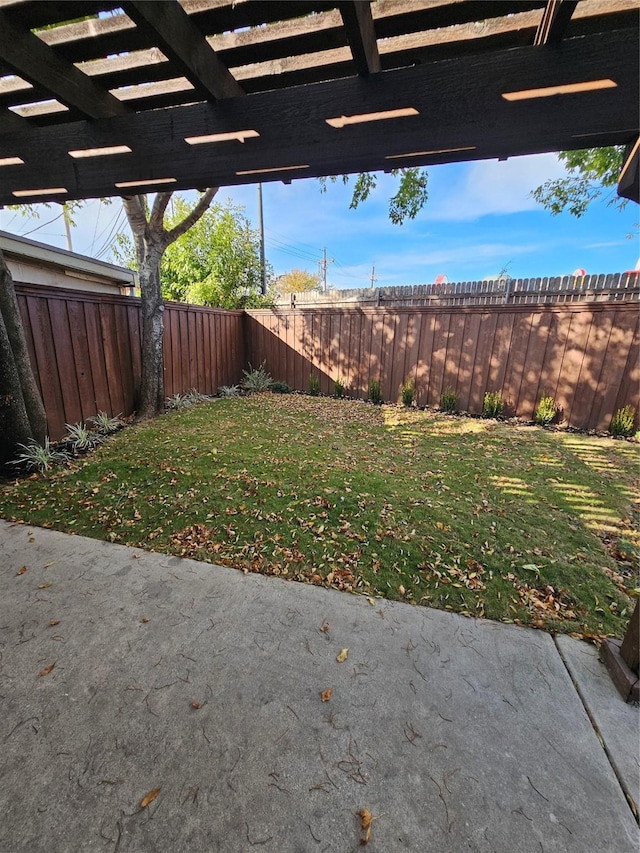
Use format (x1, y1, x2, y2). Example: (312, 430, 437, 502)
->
(122, 194, 150, 257)
(150, 191, 173, 231)
(165, 188, 219, 245)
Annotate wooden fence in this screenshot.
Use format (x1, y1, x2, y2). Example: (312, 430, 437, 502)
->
(15, 283, 244, 440)
(285, 271, 640, 308)
(245, 303, 639, 433)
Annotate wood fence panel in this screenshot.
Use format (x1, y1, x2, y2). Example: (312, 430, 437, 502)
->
(83, 301, 113, 417)
(26, 295, 66, 439)
(114, 303, 135, 414)
(246, 304, 638, 431)
(66, 300, 97, 423)
(100, 303, 126, 418)
(49, 299, 83, 427)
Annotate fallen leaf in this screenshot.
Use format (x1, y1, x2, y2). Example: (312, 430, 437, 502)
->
(321, 688, 332, 702)
(336, 648, 348, 663)
(319, 620, 330, 633)
(49, 619, 60, 627)
(39, 663, 56, 677)
(140, 617, 150, 624)
(398, 585, 406, 596)
(140, 787, 161, 809)
(191, 701, 201, 709)
(38, 582, 53, 589)
(357, 809, 372, 830)
(367, 597, 375, 606)
(43, 562, 54, 569)
(16, 566, 27, 576)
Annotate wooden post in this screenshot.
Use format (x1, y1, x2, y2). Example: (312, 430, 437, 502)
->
(600, 599, 640, 703)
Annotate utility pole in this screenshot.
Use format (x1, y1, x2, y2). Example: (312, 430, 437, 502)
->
(317, 246, 334, 291)
(257, 183, 266, 294)
(370, 265, 377, 287)
(62, 204, 72, 252)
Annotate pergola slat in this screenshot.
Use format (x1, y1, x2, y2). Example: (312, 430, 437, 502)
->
(534, 0, 579, 45)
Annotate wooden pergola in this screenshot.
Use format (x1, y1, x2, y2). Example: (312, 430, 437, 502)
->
(0, 0, 637, 206)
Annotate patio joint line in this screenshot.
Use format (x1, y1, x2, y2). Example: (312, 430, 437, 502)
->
(553, 635, 639, 826)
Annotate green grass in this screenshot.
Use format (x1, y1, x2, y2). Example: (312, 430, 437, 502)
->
(1, 396, 637, 639)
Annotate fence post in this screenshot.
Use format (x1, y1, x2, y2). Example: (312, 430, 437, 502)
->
(600, 599, 640, 703)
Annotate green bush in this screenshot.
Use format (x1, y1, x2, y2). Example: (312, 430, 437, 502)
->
(401, 378, 415, 407)
(88, 411, 124, 434)
(333, 377, 346, 398)
(535, 394, 558, 425)
(218, 385, 240, 397)
(440, 387, 457, 413)
(610, 405, 636, 437)
(482, 391, 504, 419)
(271, 381, 291, 394)
(308, 373, 320, 396)
(65, 422, 106, 452)
(242, 361, 272, 393)
(368, 378, 382, 405)
(10, 437, 69, 474)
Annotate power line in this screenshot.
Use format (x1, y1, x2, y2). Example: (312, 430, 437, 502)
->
(21, 211, 64, 236)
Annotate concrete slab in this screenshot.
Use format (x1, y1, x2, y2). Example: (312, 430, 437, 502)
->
(556, 634, 640, 815)
(1, 519, 638, 853)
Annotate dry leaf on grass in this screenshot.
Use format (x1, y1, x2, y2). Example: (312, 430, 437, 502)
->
(16, 566, 27, 576)
(38, 583, 52, 589)
(319, 620, 330, 633)
(357, 809, 373, 845)
(140, 787, 161, 809)
(321, 688, 332, 702)
(39, 663, 56, 677)
(49, 619, 60, 627)
(336, 648, 348, 663)
(140, 617, 150, 624)
(191, 701, 201, 709)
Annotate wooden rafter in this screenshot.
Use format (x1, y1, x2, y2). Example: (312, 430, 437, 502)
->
(0, 107, 29, 134)
(0, 10, 129, 119)
(534, 0, 579, 45)
(121, 0, 244, 100)
(338, 1, 381, 75)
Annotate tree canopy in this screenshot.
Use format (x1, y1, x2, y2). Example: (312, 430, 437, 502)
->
(532, 146, 626, 217)
(276, 268, 322, 295)
(115, 197, 273, 309)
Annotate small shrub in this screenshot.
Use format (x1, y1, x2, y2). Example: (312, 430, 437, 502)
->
(535, 394, 558, 425)
(401, 378, 415, 407)
(88, 411, 124, 434)
(271, 381, 291, 394)
(186, 388, 209, 405)
(166, 393, 189, 410)
(482, 391, 504, 419)
(440, 387, 457, 413)
(10, 437, 69, 474)
(333, 377, 346, 398)
(308, 373, 320, 396)
(610, 405, 636, 437)
(218, 385, 240, 397)
(242, 361, 272, 393)
(368, 378, 382, 405)
(65, 422, 106, 452)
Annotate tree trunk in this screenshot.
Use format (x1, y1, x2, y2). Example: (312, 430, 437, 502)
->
(137, 243, 166, 419)
(0, 249, 47, 443)
(0, 307, 32, 467)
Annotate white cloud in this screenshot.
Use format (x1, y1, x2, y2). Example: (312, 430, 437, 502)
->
(423, 153, 568, 221)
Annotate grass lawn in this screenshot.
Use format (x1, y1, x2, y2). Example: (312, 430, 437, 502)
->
(1, 395, 637, 639)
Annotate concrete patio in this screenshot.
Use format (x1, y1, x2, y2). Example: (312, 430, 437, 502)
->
(1, 519, 638, 852)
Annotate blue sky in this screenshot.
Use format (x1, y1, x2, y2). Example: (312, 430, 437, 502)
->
(1, 152, 637, 288)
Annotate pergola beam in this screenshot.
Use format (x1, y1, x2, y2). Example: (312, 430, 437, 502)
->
(338, 1, 381, 76)
(0, 28, 636, 206)
(0, 10, 129, 119)
(121, 0, 244, 100)
(534, 0, 579, 45)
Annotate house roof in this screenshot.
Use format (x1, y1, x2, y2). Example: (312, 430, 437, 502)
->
(0, 0, 637, 206)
